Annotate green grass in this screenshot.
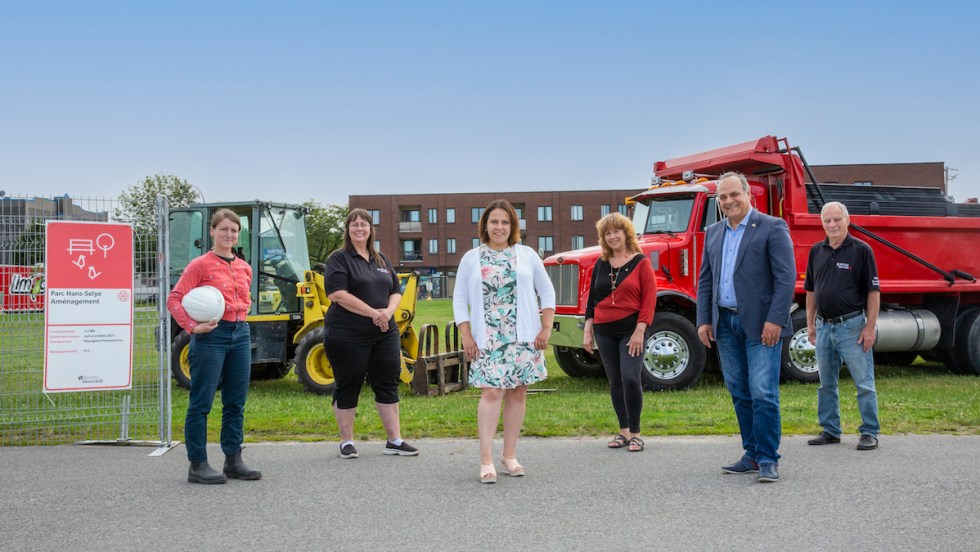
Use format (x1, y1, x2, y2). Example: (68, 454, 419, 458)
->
(171, 299, 980, 442)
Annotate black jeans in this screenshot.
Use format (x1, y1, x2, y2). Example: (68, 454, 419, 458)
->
(594, 332, 644, 433)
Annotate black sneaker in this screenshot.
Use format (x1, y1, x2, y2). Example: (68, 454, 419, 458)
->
(384, 440, 419, 456)
(340, 443, 358, 459)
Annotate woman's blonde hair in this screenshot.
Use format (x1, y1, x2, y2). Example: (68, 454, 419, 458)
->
(596, 212, 640, 261)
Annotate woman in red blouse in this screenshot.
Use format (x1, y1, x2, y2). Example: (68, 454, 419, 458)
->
(167, 208, 261, 484)
(583, 213, 657, 452)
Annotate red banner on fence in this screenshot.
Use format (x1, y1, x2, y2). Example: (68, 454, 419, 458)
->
(0, 265, 46, 312)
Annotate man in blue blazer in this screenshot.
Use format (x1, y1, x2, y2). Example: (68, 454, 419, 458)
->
(696, 172, 796, 483)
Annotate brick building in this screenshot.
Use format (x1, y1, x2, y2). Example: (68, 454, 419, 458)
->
(807, 162, 945, 190)
(350, 189, 636, 297)
(351, 163, 945, 297)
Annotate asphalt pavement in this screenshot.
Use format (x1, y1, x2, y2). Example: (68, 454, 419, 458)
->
(1, 435, 978, 551)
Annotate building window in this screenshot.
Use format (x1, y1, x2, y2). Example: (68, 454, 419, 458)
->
(537, 206, 553, 222)
(471, 207, 481, 223)
(428, 239, 438, 254)
(618, 204, 628, 215)
(472, 238, 481, 249)
(375, 240, 380, 253)
(601, 204, 610, 217)
(514, 206, 524, 219)
(401, 209, 420, 222)
(538, 236, 553, 253)
(428, 208, 438, 224)
(854, 181, 873, 186)
(447, 238, 456, 254)
(401, 239, 422, 261)
(368, 209, 380, 225)
(571, 205, 583, 221)
(446, 208, 456, 224)
(571, 235, 584, 249)
(399, 208, 421, 232)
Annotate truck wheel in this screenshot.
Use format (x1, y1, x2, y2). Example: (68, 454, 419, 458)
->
(640, 312, 706, 391)
(781, 309, 818, 383)
(952, 309, 980, 376)
(553, 346, 605, 378)
(875, 352, 919, 366)
(294, 327, 336, 395)
(170, 331, 192, 389)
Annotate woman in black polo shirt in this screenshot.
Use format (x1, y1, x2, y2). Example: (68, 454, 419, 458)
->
(323, 208, 418, 459)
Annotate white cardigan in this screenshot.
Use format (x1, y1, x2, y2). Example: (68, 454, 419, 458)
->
(453, 244, 556, 350)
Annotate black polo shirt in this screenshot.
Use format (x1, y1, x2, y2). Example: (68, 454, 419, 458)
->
(323, 248, 400, 341)
(803, 234, 880, 319)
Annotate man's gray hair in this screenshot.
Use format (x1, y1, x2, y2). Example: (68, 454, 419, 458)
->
(820, 201, 850, 218)
(718, 171, 750, 193)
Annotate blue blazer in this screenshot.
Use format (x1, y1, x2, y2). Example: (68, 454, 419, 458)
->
(696, 209, 797, 339)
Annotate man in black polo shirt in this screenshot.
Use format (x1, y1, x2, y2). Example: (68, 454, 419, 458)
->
(804, 201, 881, 450)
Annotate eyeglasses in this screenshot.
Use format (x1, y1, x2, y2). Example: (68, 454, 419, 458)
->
(349, 222, 371, 228)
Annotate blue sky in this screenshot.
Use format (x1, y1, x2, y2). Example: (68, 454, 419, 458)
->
(2, 1, 978, 207)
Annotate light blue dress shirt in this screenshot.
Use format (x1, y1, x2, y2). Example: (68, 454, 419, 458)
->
(718, 207, 753, 308)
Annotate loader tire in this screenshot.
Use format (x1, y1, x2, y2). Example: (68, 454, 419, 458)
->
(171, 331, 192, 389)
(294, 327, 335, 395)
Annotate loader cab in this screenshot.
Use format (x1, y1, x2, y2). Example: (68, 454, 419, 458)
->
(168, 201, 311, 316)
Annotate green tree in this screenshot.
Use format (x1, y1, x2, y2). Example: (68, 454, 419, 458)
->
(303, 200, 348, 266)
(115, 174, 200, 273)
(115, 174, 199, 233)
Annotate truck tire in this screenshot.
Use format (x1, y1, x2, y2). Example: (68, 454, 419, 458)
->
(553, 346, 605, 378)
(939, 309, 977, 374)
(294, 327, 336, 395)
(171, 331, 192, 389)
(781, 309, 818, 383)
(640, 312, 706, 391)
(952, 309, 980, 376)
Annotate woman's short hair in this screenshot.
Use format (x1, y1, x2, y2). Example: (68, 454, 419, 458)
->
(210, 208, 241, 230)
(478, 199, 521, 246)
(596, 212, 640, 261)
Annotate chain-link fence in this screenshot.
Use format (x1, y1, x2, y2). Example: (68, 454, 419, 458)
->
(0, 194, 171, 449)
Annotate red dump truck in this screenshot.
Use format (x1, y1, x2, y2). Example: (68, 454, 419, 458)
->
(544, 135, 980, 390)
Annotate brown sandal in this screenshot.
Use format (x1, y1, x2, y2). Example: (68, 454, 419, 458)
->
(628, 436, 645, 452)
(608, 434, 629, 449)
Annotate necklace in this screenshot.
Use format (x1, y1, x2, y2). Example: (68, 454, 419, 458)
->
(609, 264, 623, 304)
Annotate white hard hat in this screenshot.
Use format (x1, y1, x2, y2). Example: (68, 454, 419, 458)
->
(181, 286, 225, 323)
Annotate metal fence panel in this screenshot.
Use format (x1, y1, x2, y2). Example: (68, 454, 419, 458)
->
(0, 194, 171, 448)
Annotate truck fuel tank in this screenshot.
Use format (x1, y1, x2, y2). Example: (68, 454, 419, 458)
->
(874, 309, 941, 352)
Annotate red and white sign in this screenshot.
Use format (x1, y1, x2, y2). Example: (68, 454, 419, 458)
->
(0, 265, 46, 312)
(43, 221, 134, 392)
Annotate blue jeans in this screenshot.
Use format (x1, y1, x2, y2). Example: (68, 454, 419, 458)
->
(714, 309, 782, 465)
(815, 314, 880, 437)
(185, 321, 251, 462)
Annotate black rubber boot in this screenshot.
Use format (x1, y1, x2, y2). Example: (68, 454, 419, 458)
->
(223, 451, 262, 480)
(188, 461, 228, 484)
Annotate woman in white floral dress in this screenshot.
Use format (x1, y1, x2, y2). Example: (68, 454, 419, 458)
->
(453, 199, 556, 484)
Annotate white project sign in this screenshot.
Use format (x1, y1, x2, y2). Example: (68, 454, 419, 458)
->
(43, 221, 134, 392)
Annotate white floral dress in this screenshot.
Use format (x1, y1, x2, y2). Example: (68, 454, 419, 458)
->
(469, 245, 547, 388)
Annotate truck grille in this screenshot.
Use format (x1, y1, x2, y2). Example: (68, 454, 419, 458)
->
(546, 263, 579, 307)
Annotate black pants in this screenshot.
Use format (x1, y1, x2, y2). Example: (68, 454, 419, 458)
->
(324, 331, 401, 409)
(594, 332, 644, 433)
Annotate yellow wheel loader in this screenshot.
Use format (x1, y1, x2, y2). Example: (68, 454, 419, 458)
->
(168, 200, 418, 394)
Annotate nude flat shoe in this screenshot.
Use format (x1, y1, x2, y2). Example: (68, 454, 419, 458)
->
(480, 464, 497, 484)
(500, 457, 525, 477)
